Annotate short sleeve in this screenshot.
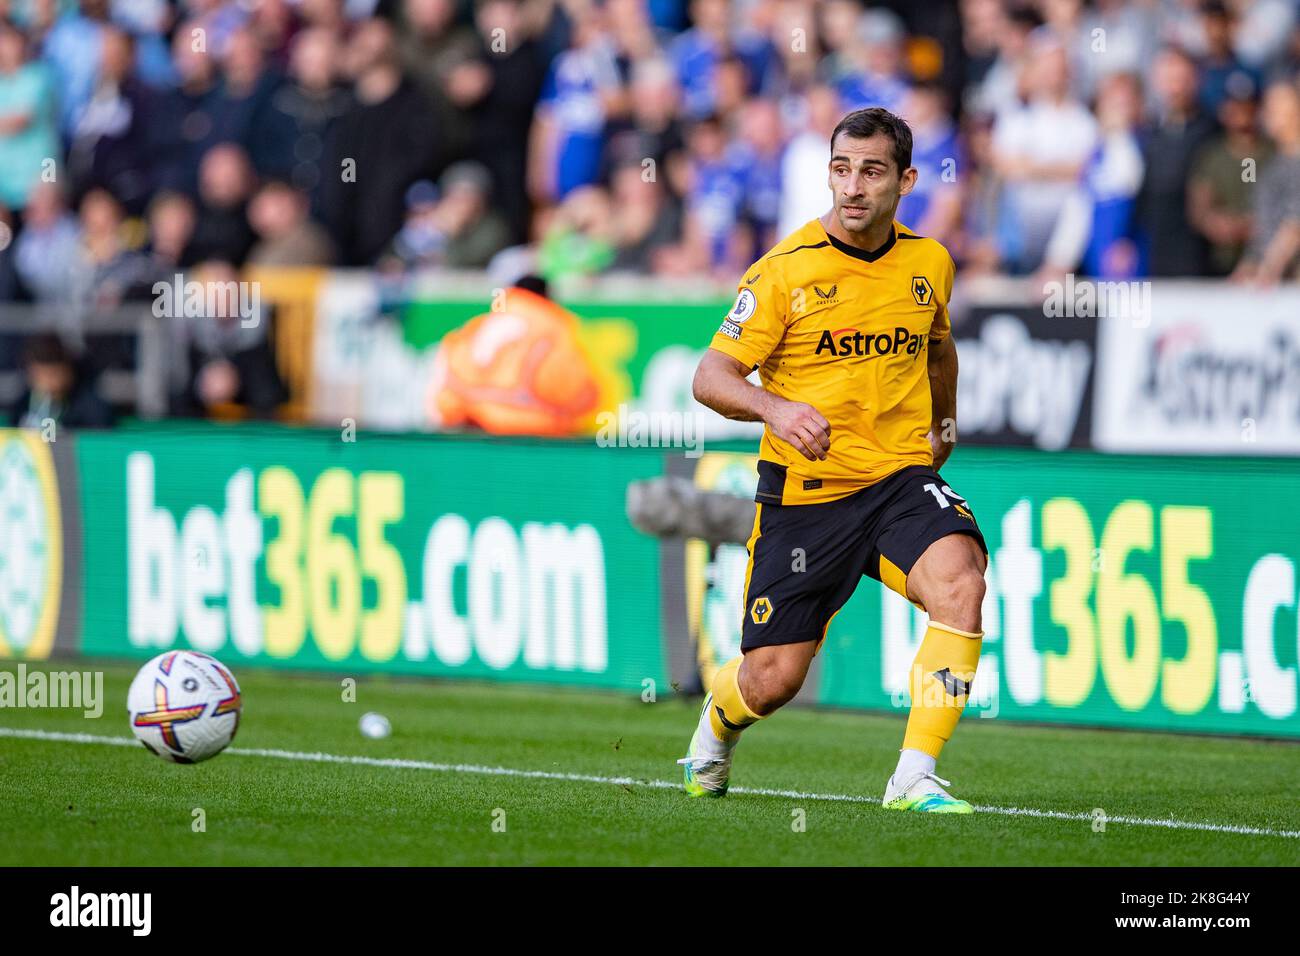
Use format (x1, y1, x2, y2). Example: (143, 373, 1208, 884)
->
(929, 252, 956, 341)
(707, 266, 788, 369)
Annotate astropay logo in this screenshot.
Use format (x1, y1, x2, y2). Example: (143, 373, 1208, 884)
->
(956, 312, 1092, 450)
(50, 886, 151, 936)
(814, 326, 928, 359)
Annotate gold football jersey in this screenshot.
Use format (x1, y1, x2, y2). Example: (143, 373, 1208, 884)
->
(708, 218, 955, 505)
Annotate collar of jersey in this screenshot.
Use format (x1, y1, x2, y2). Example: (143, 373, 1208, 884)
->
(821, 222, 897, 263)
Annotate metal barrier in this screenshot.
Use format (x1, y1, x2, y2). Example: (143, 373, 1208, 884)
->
(0, 303, 168, 419)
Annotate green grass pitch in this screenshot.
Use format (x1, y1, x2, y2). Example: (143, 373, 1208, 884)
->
(1, 663, 1298, 866)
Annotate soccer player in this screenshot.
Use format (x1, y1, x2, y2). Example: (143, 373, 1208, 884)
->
(679, 107, 988, 813)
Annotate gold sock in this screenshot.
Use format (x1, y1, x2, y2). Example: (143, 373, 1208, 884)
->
(707, 656, 763, 743)
(901, 621, 983, 759)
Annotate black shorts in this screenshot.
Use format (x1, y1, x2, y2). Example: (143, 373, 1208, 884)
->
(740, 464, 987, 652)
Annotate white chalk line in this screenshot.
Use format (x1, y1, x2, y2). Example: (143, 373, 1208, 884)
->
(3, 726, 1297, 841)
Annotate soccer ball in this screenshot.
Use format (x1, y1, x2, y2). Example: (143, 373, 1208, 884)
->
(127, 651, 242, 763)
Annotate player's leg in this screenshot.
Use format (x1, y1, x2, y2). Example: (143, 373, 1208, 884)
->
(681, 639, 821, 797)
(681, 495, 865, 797)
(894, 533, 987, 766)
(737, 641, 819, 714)
(862, 466, 989, 813)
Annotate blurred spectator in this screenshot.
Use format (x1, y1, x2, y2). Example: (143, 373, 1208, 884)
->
(897, 81, 962, 246)
(608, 0, 660, 77)
(114, 0, 179, 88)
(964, 3, 1038, 117)
(1136, 45, 1216, 276)
(187, 0, 250, 63)
(40, 0, 109, 136)
(1198, 1, 1263, 116)
(1189, 83, 1270, 276)
(836, 7, 910, 116)
(321, 16, 440, 265)
(959, 0, 1006, 108)
(66, 186, 152, 311)
(12, 181, 79, 301)
(608, 157, 680, 272)
(710, 54, 750, 117)
(1044, 0, 1154, 101)
(670, 0, 776, 121)
(248, 0, 298, 69)
(299, 0, 349, 34)
(381, 177, 438, 269)
(383, 161, 507, 269)
(601, 55, 685, 199)
(537, 184, 615, 280)
(1233, 0, 1297, 70)
(817, 0, 864, 86)
(398, 0, 480, 164)
(187, 142, 256, 264)
(1079, 70, 1146, 278)
(467, 0, 545, 244)
(0, 18, 58, 211)
(168, 259, 287, 418)
(769, 0, 818, 91)
(1040, 71, 1146, 279)
(992, 33, 1097, 273)
(17, 185, 150, 310)
(249, 27, 352, 206)
(67, 26, 156, 213)
(953, 111, 1003, 273)
(681, 112, 744, 274)
(529, 1, 622, 203)
(212, 25, 282, 151)
(246, 179, 336, 266)
(428, 160, 510, 267)
(144, 189, 198, 275)
(728, 97, 783, 256)
(7, 332, 114, 429)
(779, 83, 838, 236)
(1233, 79, 1300, 284)
(154, 21, 225, 195)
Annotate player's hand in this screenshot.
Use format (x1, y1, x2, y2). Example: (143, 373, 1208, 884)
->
(766, 399, 831, 461)
(928, 428, 955, 471)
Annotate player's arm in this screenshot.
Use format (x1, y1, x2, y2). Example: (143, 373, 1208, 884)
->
(693, 349, 830, 461)
(927, 333, 958, 471)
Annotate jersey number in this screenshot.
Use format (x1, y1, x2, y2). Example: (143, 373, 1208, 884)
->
(923, 482, 966, 509)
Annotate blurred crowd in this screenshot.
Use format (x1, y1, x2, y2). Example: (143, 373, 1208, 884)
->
(1, 0, 1299, 294)
(0, 0, 1299, 419)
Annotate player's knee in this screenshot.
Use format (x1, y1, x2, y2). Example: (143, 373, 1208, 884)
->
(740, 654, 806, 715)
(926, 568, 985, 633)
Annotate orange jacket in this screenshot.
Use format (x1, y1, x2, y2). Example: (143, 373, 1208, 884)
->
(429, 287, 601, 436)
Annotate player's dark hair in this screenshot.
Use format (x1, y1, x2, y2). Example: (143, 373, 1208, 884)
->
(830, 108, 913, 173)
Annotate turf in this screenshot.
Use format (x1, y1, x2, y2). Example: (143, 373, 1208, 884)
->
(1, 662, 1298, 866)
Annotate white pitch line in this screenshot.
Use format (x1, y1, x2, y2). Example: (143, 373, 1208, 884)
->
(4, 726, 1299, 841)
